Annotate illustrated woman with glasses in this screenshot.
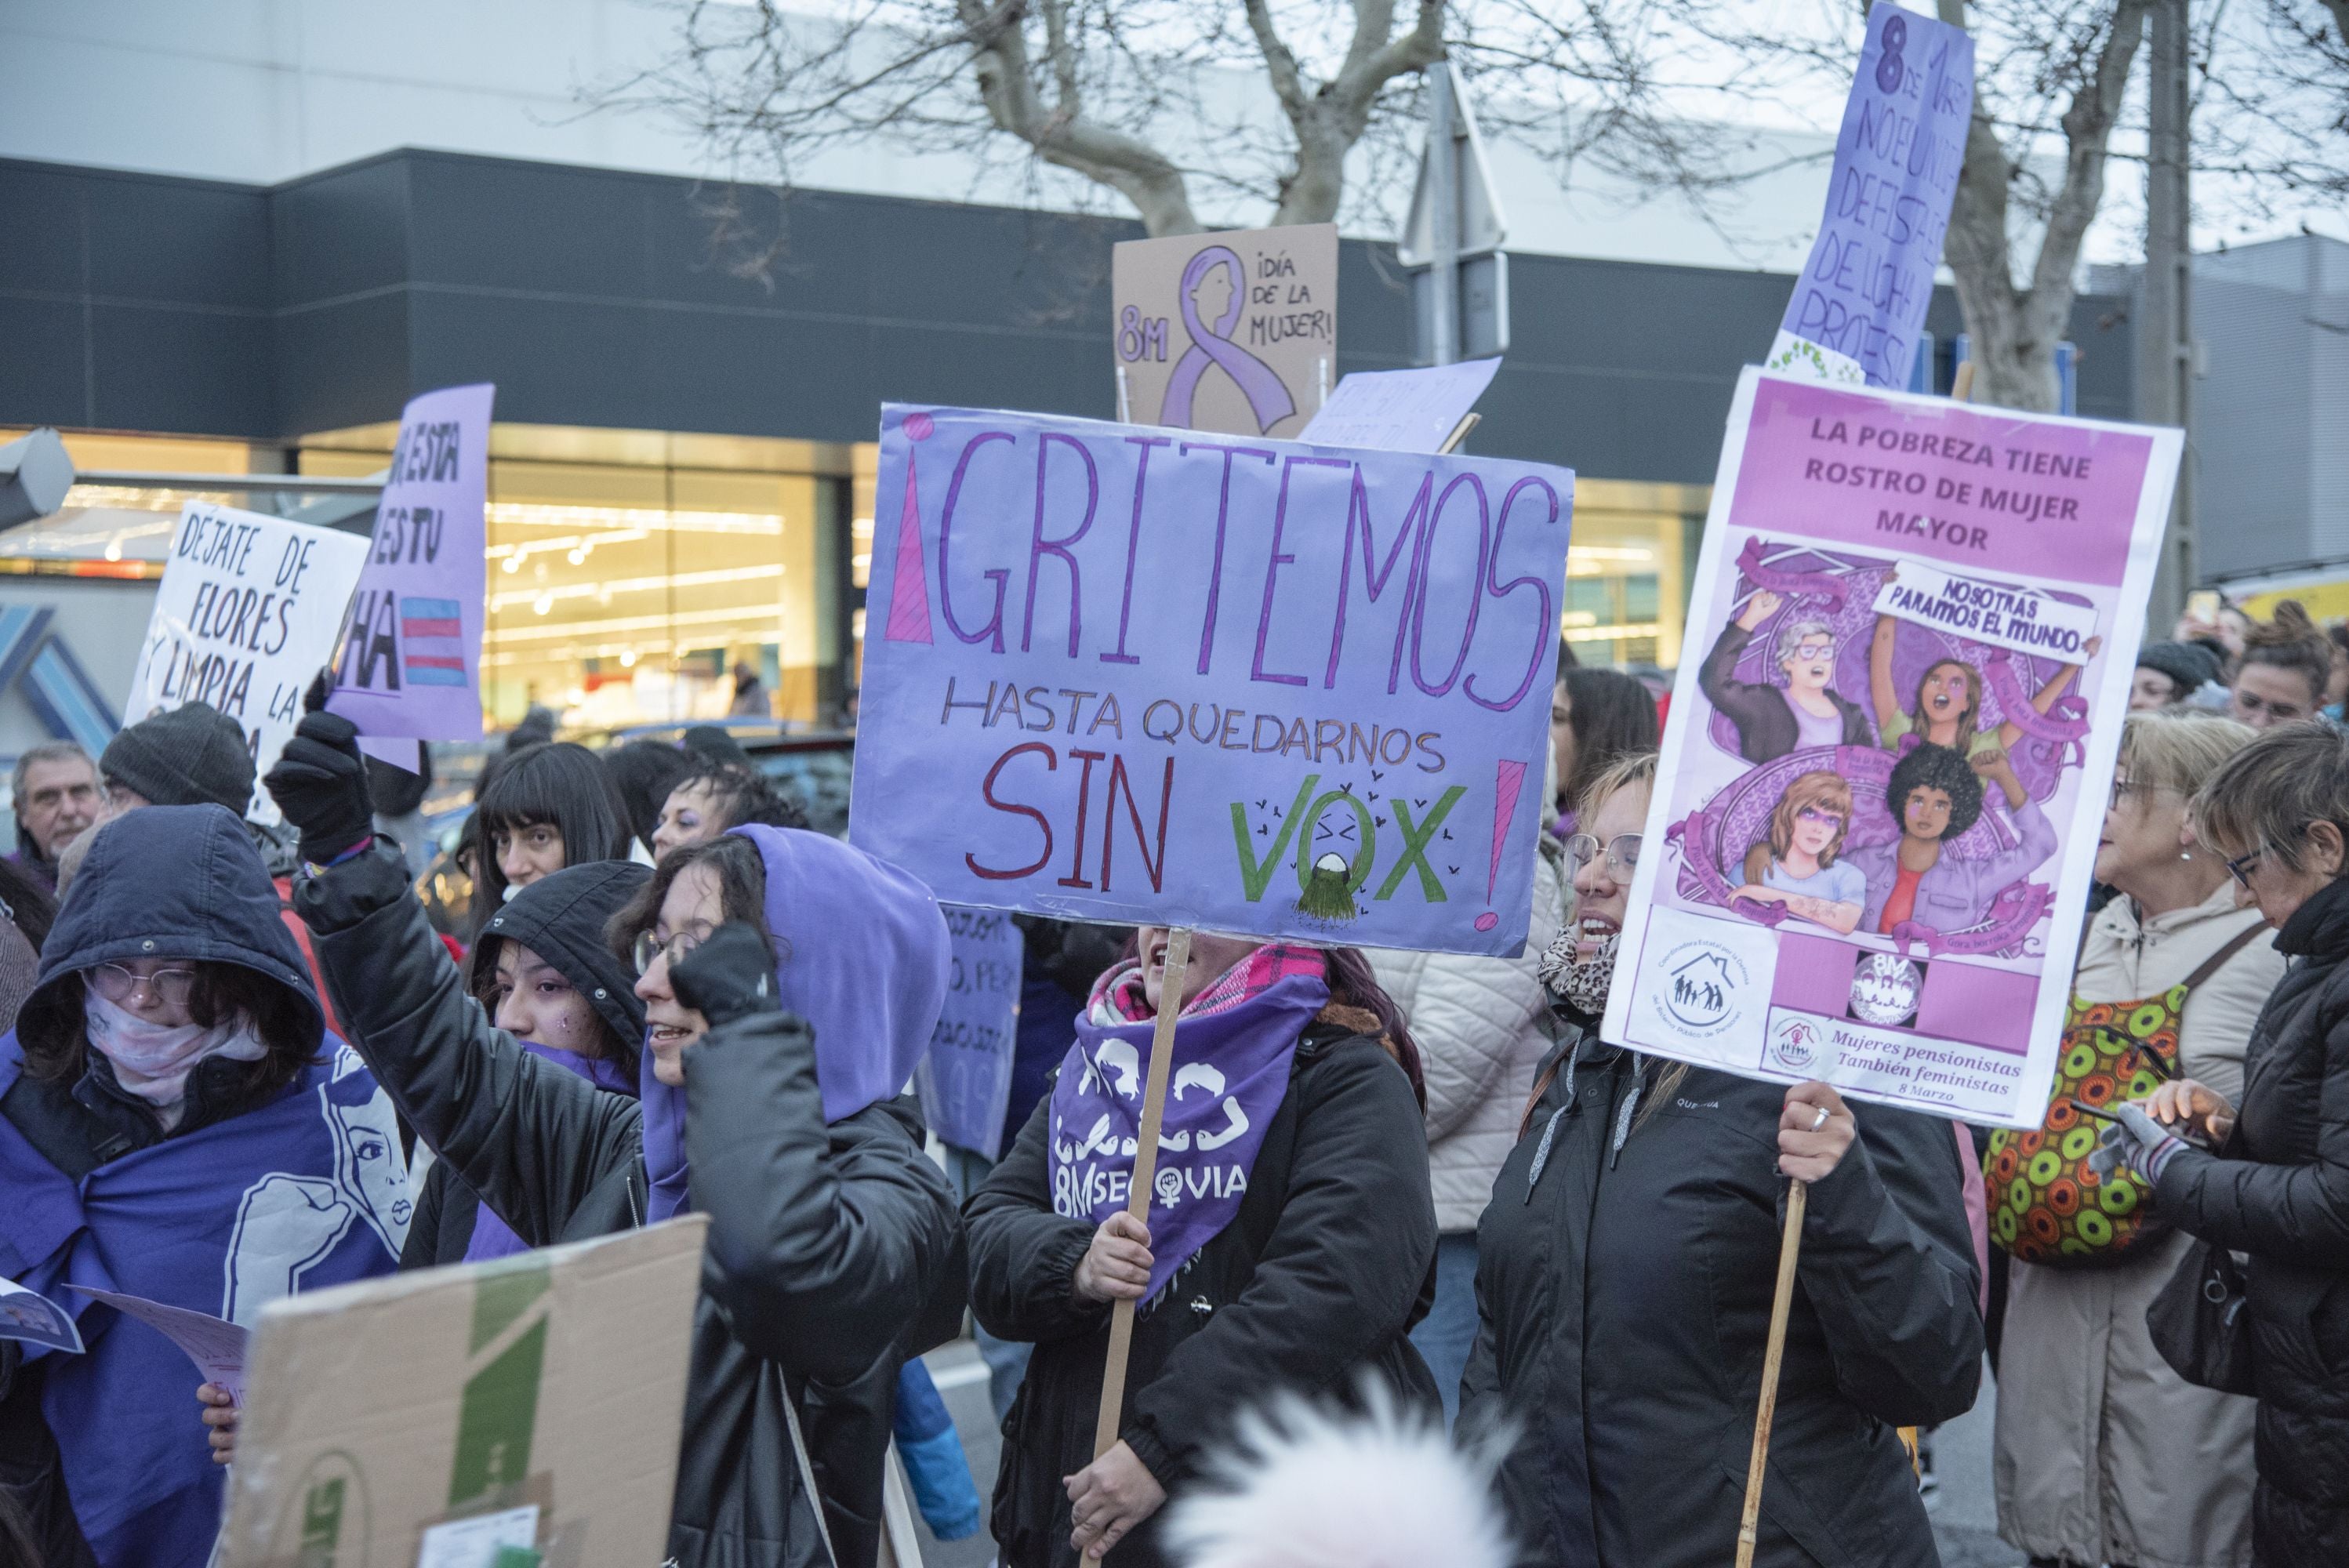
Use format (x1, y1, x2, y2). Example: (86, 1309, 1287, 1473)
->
(1699, 590, 1875, 763)
(1467, 752, 1980, 1567)
(1, 804, 405, 1568)
(1731, 769, 1867, 934)
(2084, 720, 2349, 1565)
(263, 705, 964, 1568)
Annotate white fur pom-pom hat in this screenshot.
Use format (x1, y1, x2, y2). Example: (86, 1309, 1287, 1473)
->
(1161, 1384, 1514, 1568)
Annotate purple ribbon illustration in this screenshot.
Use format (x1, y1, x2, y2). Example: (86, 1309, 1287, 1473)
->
(1984, 650, 2092, 747)
(1736, 537, 1850, 613)
(1159, 245, 1296, 434)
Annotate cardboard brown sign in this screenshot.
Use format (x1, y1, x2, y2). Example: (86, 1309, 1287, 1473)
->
(217, 1216, 707, 1568)
(1111, 223, 1338, 439)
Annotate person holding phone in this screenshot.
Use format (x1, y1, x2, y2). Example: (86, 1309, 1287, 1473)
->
(2090, 720, 2349, 1566)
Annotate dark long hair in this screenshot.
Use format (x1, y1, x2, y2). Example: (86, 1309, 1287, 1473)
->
(473, 742, 634, 932)
(18, 960, 319, 1094)
(1560, 667, 1660, 811)
(602, 740, 694, 855)
(608, 833, 775, 960)
(673, 764, 808, 835)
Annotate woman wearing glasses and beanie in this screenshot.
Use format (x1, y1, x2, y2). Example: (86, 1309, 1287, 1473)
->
(0, 804, 406, 1568)
(2091, 720, 2349, 1565)
(1462, 752, 1982, 1568)
(260, 706, 966, 1568)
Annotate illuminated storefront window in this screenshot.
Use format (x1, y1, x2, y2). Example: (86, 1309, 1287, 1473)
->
(1563, 480, 1708, 670)
(300, 424, 853, 729)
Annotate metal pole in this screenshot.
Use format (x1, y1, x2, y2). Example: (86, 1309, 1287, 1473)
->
(1429, 64, 1459, 367)
(2142, 0, 2194, 630)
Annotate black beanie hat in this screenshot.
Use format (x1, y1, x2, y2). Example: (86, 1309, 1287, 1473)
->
(100, 702, 256, 814)
(2134, 640, 2221, 695)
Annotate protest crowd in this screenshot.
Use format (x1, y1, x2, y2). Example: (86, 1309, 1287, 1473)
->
(0, 582, 2344, 1568)
(9, 7, 2349, 1568)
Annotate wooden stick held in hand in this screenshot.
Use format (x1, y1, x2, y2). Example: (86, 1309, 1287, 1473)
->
(1091, 927, 1192, 1460)
(1734, 1178, 1809, 1568)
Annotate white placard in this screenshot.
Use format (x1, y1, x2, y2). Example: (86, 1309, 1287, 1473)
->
(125, 502, 371, 822)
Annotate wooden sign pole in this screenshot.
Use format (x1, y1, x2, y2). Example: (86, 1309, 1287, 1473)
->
(1091, 927, 1193, 1460)
(1734, 1177, 1810, 1567)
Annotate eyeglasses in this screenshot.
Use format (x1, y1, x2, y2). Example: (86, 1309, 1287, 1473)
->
(631, 927, 710, 976)
(2224, 845, 2267, 890)
(1795, 806, 1844, 829)
(1790, 642, 1835, 662)
(1566, 833, 1642, 879)
(87, 962, 198, 1007)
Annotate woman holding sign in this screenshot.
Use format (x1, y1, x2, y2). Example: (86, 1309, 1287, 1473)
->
(1461, 752, 1981, 1568)
(966, 931, 1440, 1566)
(263, 707, 965, 1568)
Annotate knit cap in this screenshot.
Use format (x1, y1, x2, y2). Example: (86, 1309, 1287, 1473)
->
(100, 702, 255, 813)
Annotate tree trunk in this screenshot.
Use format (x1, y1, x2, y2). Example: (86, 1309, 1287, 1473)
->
(1936, 0, 2146, 412)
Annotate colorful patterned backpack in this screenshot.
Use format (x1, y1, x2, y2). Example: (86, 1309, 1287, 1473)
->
(1988, 923, 2263, 1268)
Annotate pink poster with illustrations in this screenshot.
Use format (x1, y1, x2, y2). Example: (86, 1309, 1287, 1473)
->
(1602, 369, 2181, 1127)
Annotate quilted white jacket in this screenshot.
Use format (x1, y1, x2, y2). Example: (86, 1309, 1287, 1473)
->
(1367, 837, 1567, 1233)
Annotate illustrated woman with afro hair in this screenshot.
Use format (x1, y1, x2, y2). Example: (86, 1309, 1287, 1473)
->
(1846, 742, 2058, 936)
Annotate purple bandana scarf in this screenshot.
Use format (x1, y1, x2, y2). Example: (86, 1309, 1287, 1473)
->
(1048, 945, 1329, 1304)
(464, 1044, 637, 1262)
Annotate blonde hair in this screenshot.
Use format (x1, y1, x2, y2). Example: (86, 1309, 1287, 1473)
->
(1574, 749, 1658, 823)
(1567, 750, 1692, 1124)
(1766, 770, 1853, 867)
(2116, 709, 2256, 800)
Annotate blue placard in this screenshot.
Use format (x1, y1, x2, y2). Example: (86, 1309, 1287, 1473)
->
(914, 906, 1026, 1159)
(848, 404, 1575, 956)
(1781, 5, 1976, 388)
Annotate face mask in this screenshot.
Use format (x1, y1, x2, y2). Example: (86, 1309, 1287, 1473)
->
(83, 988, 263, 1105)
(1541, 924, 1620, 1018)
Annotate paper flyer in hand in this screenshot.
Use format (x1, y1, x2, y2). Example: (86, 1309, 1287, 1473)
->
(67, 1286, 249, 1403)
(1601, 369, 2180, 1127)
(0, 1277, 82, 1355)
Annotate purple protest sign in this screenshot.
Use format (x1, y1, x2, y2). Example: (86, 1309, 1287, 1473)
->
(915, 906, 1025, 1159)
(328, 383, 495, 739)
(1770, 5, 1974, 389)
(1601, 370, 2181, 1129)
(848, 405, 1575, 956)
(1299, 358, 1501, 454)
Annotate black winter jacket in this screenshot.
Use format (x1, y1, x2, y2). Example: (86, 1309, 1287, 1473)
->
(2154, 874, 2349, 1566)
(1461, 1036, 1982, 1568)
(968, 1023, 1440, 1568)
(295, 845, 967, 1568)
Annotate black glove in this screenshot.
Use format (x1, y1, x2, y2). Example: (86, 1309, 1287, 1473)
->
(263, 703, 376, 866)
(670, 923, 781, 1029)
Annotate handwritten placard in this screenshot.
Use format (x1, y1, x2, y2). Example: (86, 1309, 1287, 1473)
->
(1770, 5, 1974, 388)
(915, 906, 1026, 1160)
(1874, 559, 2099, 659)
(1300, 359, 1501, 454)
(329, 383, 495, 740)
(848, 405, 1574, 956)
(124, 503, 370, 822)
(1113, 225, 1337, 440)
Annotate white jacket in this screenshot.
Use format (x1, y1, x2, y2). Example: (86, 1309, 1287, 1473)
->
(1366, 840, 1565, 1233)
